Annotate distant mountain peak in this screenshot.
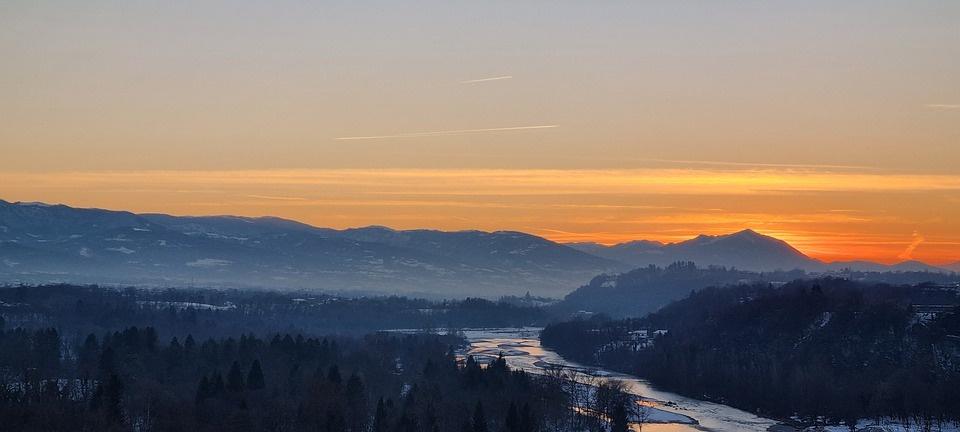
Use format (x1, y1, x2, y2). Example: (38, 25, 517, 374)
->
(683, 229, 773, 244)
(568, 228, 818, 271)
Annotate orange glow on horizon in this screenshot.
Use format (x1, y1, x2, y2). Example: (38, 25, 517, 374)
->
(1, 168, 957, 266)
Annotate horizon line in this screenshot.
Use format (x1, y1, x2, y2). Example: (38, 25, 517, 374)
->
(2, 198, 956, 268)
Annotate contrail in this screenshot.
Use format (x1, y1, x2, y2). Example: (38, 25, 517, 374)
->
(898, 232, 925, 260)
(925, 104, 960, 109)
(336, 125, 558, 140)
(460, 75, 513, 84)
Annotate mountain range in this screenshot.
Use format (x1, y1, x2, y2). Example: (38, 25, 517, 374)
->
(0, 200, 618, 297)
(0, 200, 955, 297)
(568, 231, 954, 274)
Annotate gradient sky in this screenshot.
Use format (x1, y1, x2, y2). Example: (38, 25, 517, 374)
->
(1, 1, 958, 264)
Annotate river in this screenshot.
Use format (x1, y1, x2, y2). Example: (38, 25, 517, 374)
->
(462, 327, 782, 432)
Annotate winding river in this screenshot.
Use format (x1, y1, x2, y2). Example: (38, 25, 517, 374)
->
(462, 328, 781, 432)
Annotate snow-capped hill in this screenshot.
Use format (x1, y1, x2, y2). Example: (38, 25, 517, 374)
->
(0, 200, 618, 297)
(141, 213, 331, 239)
(332, 227, 615, 272)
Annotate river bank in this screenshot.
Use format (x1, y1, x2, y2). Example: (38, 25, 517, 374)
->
(461, 328, 780, 432)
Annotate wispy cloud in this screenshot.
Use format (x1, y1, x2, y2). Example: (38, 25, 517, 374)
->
(335, 125, 558, 140)
(634, 158, 875, 171)
(244, 194, 308, 201)
(925, 104, 960, 109)
(3, 168, 959, 263)
(459, 75, 513, 84)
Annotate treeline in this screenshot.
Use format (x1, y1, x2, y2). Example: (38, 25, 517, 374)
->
(552, 261, 960, 319)
(0, 324, 617, 432)
(0, 284, 547, 340)
(0, 284, 645, 432)
(554, 262, 806, 318)
(542, 278, 960, 428)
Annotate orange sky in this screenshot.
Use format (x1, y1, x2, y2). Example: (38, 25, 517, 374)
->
(1, 168, 957, 265)
(1, 2, 958, 265)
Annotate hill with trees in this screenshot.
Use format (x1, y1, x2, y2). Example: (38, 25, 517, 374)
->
(542, 279, 960, 429)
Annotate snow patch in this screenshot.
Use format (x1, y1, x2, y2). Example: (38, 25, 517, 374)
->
(137, 301, 236, 311)
(202, 233, 248, 241)
(186, 258, 232, 268)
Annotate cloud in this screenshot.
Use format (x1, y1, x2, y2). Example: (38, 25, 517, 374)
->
(925, 104, 960, 109)
(3, 168, 959, 263)
(459, 75, 513, 84)
(244, 194, 308, 201)
(634, 158, 875, 171)
(897, 232, 925, 260)
(335, 125, 558, 140)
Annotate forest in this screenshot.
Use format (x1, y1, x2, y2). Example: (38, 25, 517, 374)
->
(553, 261, 959, 319)
(0, 284, 547, 340)
(0, 284, 640, 432)
(541, 278, 960, 429)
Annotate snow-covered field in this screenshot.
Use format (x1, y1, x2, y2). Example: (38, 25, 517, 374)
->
(136, 300, 236, 311)
(801, 421, 959, 432)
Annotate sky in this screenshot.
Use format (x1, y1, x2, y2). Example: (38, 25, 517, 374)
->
(1, 1, 958, 264)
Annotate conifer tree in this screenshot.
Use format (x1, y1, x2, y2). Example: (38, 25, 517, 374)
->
(473, 401, 488, 432)
(247, 359, 265, 390)
(227, 361, 245, 392)
(196, 376, 211, 404)
(505, 402, 520, 432)
(327, 364, 342, 386)
(372, 397, 388, 432)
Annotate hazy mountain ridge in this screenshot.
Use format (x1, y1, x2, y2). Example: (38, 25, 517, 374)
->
(0, 200, 620, 296)
(824, 259, 948, 273)
(1, 200, 954, 298)
(567, 229, 818, 271)
(568, 229, 954, 273)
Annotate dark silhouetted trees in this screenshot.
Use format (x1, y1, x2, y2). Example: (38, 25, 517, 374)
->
(544, 278, 960, 428)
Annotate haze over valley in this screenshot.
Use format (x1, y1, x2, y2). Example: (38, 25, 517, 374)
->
(3, 199, 955, 299)
(2, 2, 958, 431)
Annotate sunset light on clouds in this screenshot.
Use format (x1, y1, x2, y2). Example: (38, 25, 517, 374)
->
(4, 2, 960, 426)
(1, 1, 958, 267)
(1, 167, 957, 264)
